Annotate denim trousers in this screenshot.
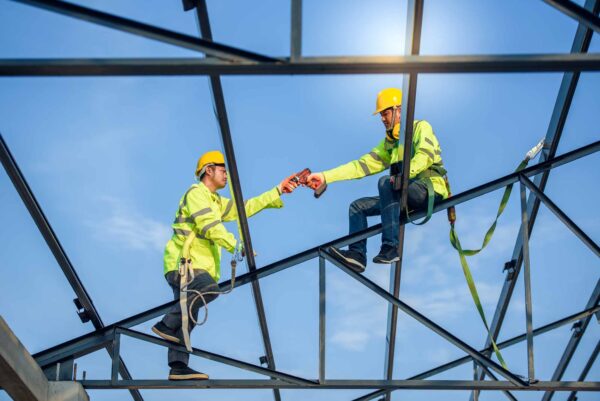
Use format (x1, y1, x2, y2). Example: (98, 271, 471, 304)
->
(348, 175, 439, 256)
(161, 269, 220, 367)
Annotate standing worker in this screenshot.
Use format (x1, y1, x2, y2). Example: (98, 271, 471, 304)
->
(306, 88, 449, 272)
(152, 150, 298, 380)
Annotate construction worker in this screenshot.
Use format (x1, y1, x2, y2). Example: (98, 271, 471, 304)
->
(152, 150, 298, 380)
(306, 88, 448, 272)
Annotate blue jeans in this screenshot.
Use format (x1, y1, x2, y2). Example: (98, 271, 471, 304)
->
(348, 176, 437, 256)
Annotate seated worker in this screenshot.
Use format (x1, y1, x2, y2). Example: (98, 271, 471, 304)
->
(306, 88, 448, 272)
(152, 150, 298, 380)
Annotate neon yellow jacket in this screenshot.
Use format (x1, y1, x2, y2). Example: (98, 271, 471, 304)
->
(322, 120, 448, 198)
(163, 182, 283, 281)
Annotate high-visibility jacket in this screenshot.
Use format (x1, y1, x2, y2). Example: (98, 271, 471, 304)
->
(322, 120, 449, 199)
(163, 182, 283, 281)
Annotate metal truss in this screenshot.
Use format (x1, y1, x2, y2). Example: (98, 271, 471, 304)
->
(1, 0, 599, 400)
(6, 137, 598, 396)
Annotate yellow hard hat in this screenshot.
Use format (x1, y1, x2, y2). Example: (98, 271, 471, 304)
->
(196, 150, 225, 177)
(373, 88, 402, 115)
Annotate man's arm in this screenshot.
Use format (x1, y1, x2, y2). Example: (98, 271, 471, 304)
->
(220, 186, 283, 222)
(308, 142, 391, 188)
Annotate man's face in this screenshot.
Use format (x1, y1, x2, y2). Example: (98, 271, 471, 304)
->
(207, 165, 228, 189)
(379, 107, 400, 130)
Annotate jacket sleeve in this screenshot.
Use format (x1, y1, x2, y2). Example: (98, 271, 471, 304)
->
(322, 141, 390, 184)
(408, 121, 437, 178)
(187, 188, 237, 253)
(220, 186, 283, 222)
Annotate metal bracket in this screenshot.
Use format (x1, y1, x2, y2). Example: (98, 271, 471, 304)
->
(73, 298, 90, 323)
(571, 321, 583, 337)
(503, 260, 517, 281)
(259, 355, 268, 365)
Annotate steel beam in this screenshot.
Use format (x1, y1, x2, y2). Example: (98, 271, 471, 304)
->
(520, 175, 600, 256)
(291, 0, 302, 61)
(542, 0, 600, 33)
(11, 0, 279, 63)
(1, 53, 600, 76)
(318, 256, 326, 383)
(0, 134, 103, 329)
(77, 379, 600, 391)
(352, 306, 600, 401)
(194, 3, 280, 400)
(118, 328, 316, 385)
(0, 134, 143, 401)
(383, 2, 424, 399)
(472, 0, 599, 390)
(541, 279, 600, 401)
(321, 249, 529, 386)
(519, 181, 535, 381)
(567, 340, 600, 401)
(474, 364, 518, 401)
(110, 331, 120, 384)
(32, 140, 599, 368)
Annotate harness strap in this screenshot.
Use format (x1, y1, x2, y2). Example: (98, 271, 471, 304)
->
(415, 163, 446, 179)
(405, 178, 435, 226)
(403, 161, 446, 225)
(178, 232, 196, 352)
(450, 159, 528, 256)
(447, 158, 530, 370)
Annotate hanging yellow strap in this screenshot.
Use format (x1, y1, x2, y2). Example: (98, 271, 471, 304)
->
(449, 224, 509, 368)
(448, 138, 544, 369)
(450, 160, 527, 256)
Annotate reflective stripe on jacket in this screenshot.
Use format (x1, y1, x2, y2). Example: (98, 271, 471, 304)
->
(163, 182, 283, 281)
(322, 120, 448, 199)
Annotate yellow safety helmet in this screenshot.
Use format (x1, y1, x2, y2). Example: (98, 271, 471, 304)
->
(196, 150, 225, 177)
(373, 88, 402, 115)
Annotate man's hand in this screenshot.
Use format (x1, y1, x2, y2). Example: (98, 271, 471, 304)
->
(235, 243, 257, 259)
(279, 173, 300, 194)
(305, 172, 325, 190)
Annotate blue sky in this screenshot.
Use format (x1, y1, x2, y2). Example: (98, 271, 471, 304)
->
(1, 1, 599, 401)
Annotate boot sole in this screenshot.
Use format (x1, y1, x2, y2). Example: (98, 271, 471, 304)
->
(168, 373, 209, 380)
(372, 256, 400, 264)
(328, 247, 366, 273)
(152, 326, 181, 344)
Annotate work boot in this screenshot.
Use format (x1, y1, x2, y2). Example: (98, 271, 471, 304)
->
(168, 365, 209, 380)
(328, 247, 366, 273)
(372, 244, 400, 264)
(152, 321, 180, 344)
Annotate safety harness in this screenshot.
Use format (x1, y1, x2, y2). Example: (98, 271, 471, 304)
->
(177, 231, 240, 352)
(390, 122, 545, 368)
(388, 118, 447, 225)
(172, 185, 241, 352)
(406, 163, 447, 225)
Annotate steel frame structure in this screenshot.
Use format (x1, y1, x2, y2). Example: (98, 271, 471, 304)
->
(1, 1, 599, 401)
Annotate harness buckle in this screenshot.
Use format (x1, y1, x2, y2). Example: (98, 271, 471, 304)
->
(503, 259, 517, 281)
